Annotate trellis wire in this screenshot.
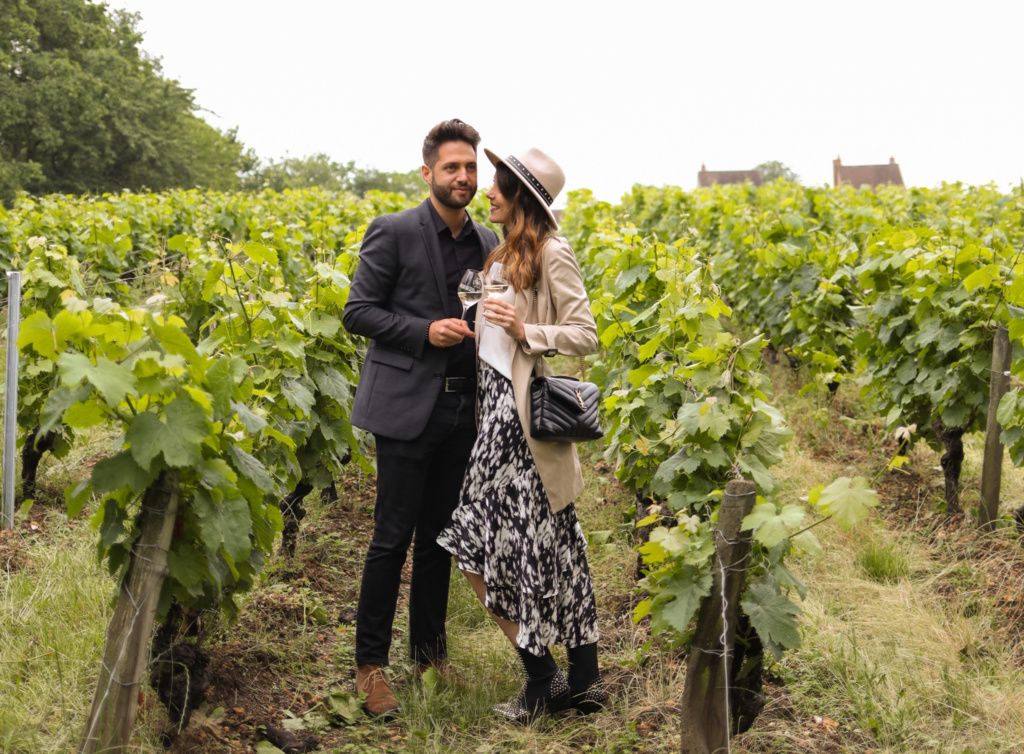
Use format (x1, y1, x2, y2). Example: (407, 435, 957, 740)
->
(3, 271, 21, 530)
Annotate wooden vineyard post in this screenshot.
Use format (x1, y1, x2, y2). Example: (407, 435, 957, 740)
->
(681, 479, 757, 754)
(980, 326, 1011, 530)
(80, 469, 180, 754)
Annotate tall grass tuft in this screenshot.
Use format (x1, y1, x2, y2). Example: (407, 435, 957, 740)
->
(0, 515, 116, 753)
(857, 537, 911, 583)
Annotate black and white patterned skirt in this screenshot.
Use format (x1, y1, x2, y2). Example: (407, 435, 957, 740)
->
(437, 360, 599, 656)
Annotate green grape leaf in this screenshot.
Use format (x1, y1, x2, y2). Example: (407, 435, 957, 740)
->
(792, 529, 823, 557)
(637, 333, 664, 361)
(250, 499, 282, 553)
(126, 397, 208, 470)
(998, 390, 1019, 427)
(243, 242, 278, 267)
(193, 488, 252, 565)
(281, 378, 315, 415)
(228, 444, 276, 493)
(738, 455, 773, 492)
(58, 353, 137, 409)
(772, 561, 808, 601)
(654, 570, 712, 633)
(40, 384, 91, 436)
(628, 363, 661, 387)
(65, 480, 91, 518)
(231, 401, 268, 434)
(742, 503, 805, 548)
(698, 403, 731, 440)
(311, 367, 351, 405)
(205, 359, 237, 416)
(962, 264, 998, 292)
(91, 450, 158, 494)
(151, 317, 203, 367)
(307, 312, 341, 338)
(1009, 318, 1024, 344)
(167, 543, 209, 591)
(63, 401, 106, 429)
(324, 689, 365, 725)
(200, 458, 238, 490)
(815, 476, 878, 528)
(741, 581, 802, 657)
(18, 311, 57, 359)
(53, 309, 84, 349)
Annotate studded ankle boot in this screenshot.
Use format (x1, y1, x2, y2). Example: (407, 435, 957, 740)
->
(566, 642, 607, 714)
(493, 647, 570, 723)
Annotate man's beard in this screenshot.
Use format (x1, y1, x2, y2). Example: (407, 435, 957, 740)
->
(432, 177, 476, 210)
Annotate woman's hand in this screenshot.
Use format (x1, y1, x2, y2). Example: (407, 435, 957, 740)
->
(482, 299, 525, 341)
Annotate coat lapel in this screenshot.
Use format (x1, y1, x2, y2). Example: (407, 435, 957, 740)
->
(417, 201, 452, 318)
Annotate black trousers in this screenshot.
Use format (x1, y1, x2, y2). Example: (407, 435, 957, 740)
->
(354, 390, 477, 666)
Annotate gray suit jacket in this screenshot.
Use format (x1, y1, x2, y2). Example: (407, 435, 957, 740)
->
(342, 199, 500, 440)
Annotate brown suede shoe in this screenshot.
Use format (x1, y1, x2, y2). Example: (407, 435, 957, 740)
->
(415, 658, 466, 687)
(356, 664, 398, 718)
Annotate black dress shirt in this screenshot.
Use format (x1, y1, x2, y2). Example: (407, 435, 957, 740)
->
(427, 201, 484, 378)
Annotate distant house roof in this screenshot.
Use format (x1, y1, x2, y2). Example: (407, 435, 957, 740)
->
(697, 164, 762, 188)
(833, 156, 904, 188)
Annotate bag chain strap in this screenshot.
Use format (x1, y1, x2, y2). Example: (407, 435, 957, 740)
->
(533, 285, 588, 381)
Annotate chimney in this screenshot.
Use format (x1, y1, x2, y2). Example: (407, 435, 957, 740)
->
(833, 156, 842, 188)
(890, 156, 896, 164)
(701, 162, 706, 172)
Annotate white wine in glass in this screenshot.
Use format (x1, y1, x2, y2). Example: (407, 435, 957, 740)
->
(484, 262, 509, 298)
(457, 270, 483, 320)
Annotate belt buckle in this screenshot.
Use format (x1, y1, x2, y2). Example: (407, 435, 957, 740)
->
(445, 377, 472, 393)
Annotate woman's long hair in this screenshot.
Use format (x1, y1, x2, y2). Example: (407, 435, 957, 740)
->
(483, 162, 556, 292)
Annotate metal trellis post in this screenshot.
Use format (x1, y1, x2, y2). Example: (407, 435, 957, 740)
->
(3, 271, 21, 530)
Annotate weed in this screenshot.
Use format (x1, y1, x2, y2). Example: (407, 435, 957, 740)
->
(857, 538, 911, 583)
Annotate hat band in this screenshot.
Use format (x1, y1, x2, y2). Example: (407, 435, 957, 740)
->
(506, 155, 553, 206)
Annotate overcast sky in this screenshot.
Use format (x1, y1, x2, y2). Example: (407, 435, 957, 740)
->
(107, 0, 1024, 205)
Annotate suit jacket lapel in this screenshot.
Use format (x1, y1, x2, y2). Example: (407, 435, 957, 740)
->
(417, 201, 452, 319)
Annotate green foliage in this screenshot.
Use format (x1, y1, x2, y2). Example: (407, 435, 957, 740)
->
(853, 217, 1020, 447)
(3, 185, 422, 618)
(21, 301, 280, 617)
(857, 538, 910, 583)
(242, 153, 426, 199)
(755, 161, 801, 183)
(564, 202, 805, 652)
(0, 0, 251, 203)
(563, 181, 904, 660)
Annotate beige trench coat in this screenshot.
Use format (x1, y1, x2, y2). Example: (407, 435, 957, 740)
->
(474, 235, 599, 512)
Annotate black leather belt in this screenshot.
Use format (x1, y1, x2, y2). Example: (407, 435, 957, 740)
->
(444, 376, 476, 393)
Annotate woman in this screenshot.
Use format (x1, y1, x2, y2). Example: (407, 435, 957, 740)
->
(437, 147, 606, 722)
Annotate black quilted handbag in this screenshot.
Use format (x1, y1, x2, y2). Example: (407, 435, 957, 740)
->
(529, 369, 603, 443)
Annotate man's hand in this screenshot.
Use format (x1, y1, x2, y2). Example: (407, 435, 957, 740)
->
(428, 318, 475, 347)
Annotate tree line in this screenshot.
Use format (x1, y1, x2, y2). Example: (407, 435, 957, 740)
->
(0, 0, 423, 205)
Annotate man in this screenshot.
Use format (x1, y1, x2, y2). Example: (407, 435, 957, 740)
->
(342, 119, 500, 717)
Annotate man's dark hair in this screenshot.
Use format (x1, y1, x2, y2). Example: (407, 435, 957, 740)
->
(422, 119, 481, 168)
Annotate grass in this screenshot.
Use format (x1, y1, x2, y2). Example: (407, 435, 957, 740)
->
(0, 512, 113, 752)
(755, 368, 1024, 753)
(6, 364, 1024, 751)
(857, 536, 912, 583)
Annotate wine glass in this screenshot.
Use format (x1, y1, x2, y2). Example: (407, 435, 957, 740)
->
(457, 269, 483, 321)
(484, 262, 509, 298)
